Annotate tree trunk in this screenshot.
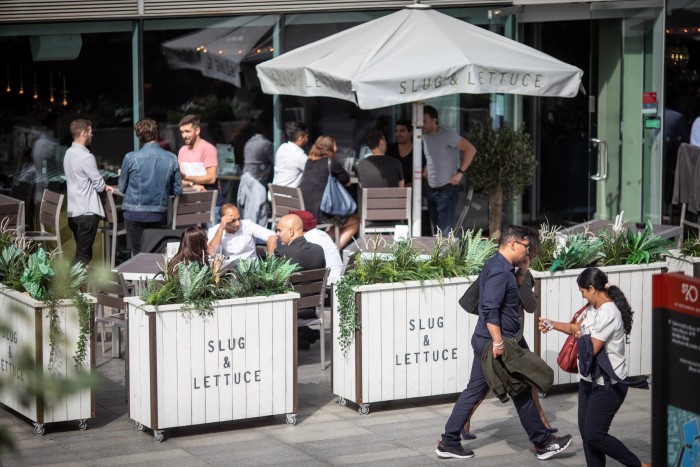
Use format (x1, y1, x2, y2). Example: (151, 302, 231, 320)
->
(489, 186, 504, 239)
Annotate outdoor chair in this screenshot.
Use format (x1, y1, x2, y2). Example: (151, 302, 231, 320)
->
(171, 190, 217, 229)
(268, 184, 339, 245)
(92, 271, 127, 358)
(290, 267, 330, 370)
(24, 189, 64, 256)
(97, 190, 127, 268)
(358, 187, 412, 236)
(674, 143, 700, 242)
(0, 196, 24, 235)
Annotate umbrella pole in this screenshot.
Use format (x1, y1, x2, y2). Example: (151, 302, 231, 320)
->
(411, 101, 424, 237)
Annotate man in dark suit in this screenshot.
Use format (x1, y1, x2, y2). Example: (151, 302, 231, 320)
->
(274, 214, 326, 271)
(274, 214, 326, 349)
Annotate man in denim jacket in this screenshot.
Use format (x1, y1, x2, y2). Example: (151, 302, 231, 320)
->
(119, 119, 183, 255)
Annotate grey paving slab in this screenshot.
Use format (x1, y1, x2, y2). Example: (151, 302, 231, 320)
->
(0, 333, 654, 467)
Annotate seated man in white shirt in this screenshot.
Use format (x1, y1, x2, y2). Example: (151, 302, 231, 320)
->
(208, 203, 277, 265)
(290, 209, 343, 280)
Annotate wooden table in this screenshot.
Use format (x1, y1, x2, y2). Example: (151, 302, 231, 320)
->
(115, 253, 167, 282)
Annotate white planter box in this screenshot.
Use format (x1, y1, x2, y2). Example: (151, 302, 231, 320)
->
(531, 261, 667, 387)
(126, 292, 300, 442)
(665, 250, 700, 277)
(0, 286, 95, 434)
(331, 277, 519, 414)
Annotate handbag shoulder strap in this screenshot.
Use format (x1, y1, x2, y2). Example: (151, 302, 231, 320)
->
(571, 304, 588, 323)
(327, 157, 332, 174)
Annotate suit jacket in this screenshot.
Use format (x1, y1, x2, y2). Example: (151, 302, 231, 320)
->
(482, 337, 554, 403)
(275, 236, 326, 271)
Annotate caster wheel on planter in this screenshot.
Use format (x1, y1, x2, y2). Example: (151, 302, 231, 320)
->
(286, 414, 297, 426)
(33, 423, 45, 436)
(359, 404, 370, 415)
(78, 419, 87, 431)
(538, 391, 547, 398)
(153, 430, 165, 442)
(135, 422, 145, 432)
(338, 397, 348, 407)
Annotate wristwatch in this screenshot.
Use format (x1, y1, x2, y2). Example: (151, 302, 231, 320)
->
(457, 168, 465, 174)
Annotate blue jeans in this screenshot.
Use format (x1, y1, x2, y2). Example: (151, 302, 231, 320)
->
(428, 185, 459, 234)
(441, 334, 552, 448)
(578, 380, 640, 466)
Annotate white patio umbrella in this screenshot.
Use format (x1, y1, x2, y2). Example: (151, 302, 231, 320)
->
(256, 2, 583, 235)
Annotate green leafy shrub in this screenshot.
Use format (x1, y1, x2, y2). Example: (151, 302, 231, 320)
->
(335, 230, 496, 353)
(680, 233, 700, 257)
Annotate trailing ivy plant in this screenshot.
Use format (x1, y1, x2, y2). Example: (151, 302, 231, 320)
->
(335, 230, 496, 354)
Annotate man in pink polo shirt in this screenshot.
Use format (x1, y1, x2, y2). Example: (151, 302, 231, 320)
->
(177, 114, 222, 223)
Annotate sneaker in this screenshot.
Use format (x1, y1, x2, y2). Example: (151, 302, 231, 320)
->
(536, 434, 572, 460)
(435, 440, 474, 459)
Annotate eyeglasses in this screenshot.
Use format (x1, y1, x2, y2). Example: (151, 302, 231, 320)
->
(514, 240, 530, 253)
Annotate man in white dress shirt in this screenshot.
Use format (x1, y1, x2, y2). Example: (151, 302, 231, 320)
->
(207, 203, 277, 264)
(291, 210, 343, 280)
(272, 122, 309, 187)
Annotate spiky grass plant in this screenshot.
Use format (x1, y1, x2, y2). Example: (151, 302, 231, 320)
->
(680, 233, 700, 257)
(548, 233, 603, 272)
(530, 221, 562, 271)
(220, 256, 298, 298)
(335, 230, 496, 354)
(598, 220, 672, 265)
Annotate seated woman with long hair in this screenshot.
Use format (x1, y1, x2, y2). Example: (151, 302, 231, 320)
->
(299, 135, 359, 248)
(167, 226, 210, 272)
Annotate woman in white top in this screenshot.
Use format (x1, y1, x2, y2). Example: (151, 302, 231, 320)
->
(539, 267, 650, 467)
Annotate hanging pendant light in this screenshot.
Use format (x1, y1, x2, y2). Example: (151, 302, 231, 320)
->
(62, 74, 68, 106)
(33, 70, 38, 100)
(18, 66, 24, 95)
(5, 66, 10, 93)
(49, 72, 55, 103)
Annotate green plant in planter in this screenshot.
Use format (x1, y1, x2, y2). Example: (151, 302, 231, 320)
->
(530, 221, 562, 271)
(680, 233, 700, 257)
(466, 120, 537, 239)
(548, 233, 603, 273)
(335, 230, 496, 353)
(598, 220, 672, 265)
(141, 257, 298, 317)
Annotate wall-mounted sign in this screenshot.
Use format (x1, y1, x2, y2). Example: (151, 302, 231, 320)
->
(643, 92, 658, 115)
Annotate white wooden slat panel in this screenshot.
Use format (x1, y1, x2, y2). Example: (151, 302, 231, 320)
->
(365, 292, 382, 403)
(204, 312, 220, 423)
(217, 306, 234, 421)
(231, 306, 247, 420)
(640, 269, 655, 375)
(157, 312, 172, 427)
(258, 300, 273, 417)
(417, 285, 433, 397)
(176, 308, 192, 426)
(271, 299, 285, 415)
(379, 289, 394, 403)
(190, 313, 207, 425)
(404, 285, 421, 399)
(63, 304, 81, 421)
(244, 304, 261, 418)
(429, 285, 445, 397)
(442, 282, 458, 394)
(393, 287, 407, 400)
(284, 298, 294, 412)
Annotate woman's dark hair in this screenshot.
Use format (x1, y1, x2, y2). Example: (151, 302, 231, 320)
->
(576, 267, 633, 334)
(168, 226, 209, 271)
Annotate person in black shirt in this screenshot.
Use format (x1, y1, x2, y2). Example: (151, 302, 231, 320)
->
(274, 213, 326, 349)
(356, 129, 404, 188)
(386, 119, 417, 187)
(274, 214, 326, 271)
(436, 225, 573, 461)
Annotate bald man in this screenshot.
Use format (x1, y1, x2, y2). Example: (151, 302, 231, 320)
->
(274, 214, 326, 272)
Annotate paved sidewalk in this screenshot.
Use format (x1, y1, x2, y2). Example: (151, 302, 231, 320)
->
(0, 337, 652, 466)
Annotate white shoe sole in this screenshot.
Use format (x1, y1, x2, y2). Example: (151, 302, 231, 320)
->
(435, 447, 475, 459)
(536, 437, 572, 460)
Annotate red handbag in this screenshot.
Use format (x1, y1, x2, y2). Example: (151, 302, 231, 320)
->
(556, 305, 588, 373)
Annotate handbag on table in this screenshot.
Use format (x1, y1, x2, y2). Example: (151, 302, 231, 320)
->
(557, 305, 587, 373)
(320, 158, 356, 217)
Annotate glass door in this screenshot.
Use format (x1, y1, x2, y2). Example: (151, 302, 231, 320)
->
(521, 2, 663, 224)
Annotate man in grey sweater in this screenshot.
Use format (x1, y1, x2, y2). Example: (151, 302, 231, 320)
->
(63, 119, 113, 265)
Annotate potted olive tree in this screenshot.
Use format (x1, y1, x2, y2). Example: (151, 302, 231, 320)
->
(466, 121, 536, 239)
